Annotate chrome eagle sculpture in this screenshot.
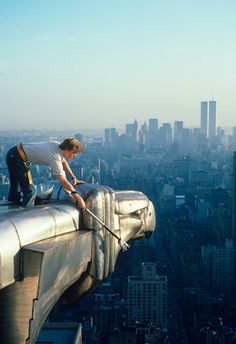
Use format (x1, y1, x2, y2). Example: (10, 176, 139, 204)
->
(0, 182, 156, 344)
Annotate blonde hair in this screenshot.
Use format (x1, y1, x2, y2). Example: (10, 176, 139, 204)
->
(59, 137, 84, 152)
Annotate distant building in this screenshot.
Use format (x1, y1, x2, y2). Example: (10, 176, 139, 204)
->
(197, 199, 210, 223)
(181, 128, 191, 153)
(190, 170, 211, 187)
(174, 121, 183, 143)
(74, 132, 85, 145)
(129, 238, 157, 276)
(159, 183, 175, 215)
(138, 121, 148, 150)
(0, 173, 9, 200)
(128, 263, 167, 331)
(159, 123, 172, 147)
(174, 157, 198, 183)
(232, 151, 236, 243)
(109, 322, 168, 344)
(119, 156, 149, 174)
(201, 239, 235, 296)
(148, 118, 158, 148)
(198, 317, 235, 344)
(126, 120, 138, 143)
(36, 322, 82, 344)
(104, 127, 118, 148)
(208, 100, 216, 139)
(200, 101, 208, 136)
(93, 282, 126, 338)
(232, 127, 236, 149)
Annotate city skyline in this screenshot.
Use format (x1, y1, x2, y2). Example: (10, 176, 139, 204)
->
(1, 103, 236, 342)
(0, 0, 235, 131)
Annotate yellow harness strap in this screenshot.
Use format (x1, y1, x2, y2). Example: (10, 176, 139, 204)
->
(16, 143, 33, 184)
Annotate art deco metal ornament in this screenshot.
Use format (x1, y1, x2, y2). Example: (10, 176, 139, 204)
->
(0, 182, 156, 344)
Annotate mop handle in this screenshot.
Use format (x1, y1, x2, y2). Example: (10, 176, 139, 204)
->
(85, 208, 120, 241)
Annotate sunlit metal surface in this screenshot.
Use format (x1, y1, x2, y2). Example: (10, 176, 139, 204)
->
(0, 182, 156, 344)
(0, 203, 80, 289)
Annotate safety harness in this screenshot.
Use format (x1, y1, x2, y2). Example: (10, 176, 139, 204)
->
(16, 143, 33, 184)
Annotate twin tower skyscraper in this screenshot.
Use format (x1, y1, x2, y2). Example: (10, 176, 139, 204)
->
(200, 100, 217, 139)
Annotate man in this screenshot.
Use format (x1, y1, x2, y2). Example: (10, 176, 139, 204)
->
(6, 137, 86, 208)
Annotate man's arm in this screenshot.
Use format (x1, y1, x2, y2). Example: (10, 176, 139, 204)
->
(57, 175, 86, 209)
(62, 159, 85, 186)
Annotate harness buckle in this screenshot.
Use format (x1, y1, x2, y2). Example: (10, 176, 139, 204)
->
(24, 160, 31, 168)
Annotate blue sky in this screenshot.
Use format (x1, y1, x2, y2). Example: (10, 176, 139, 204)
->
(0, 0, 235, 131)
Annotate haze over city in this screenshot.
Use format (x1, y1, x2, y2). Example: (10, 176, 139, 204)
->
(0, 0, 235, 131)
(1, 2, 236, 338)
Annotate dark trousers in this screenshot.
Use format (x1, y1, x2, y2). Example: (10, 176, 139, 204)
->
(6, 146, 36, 206)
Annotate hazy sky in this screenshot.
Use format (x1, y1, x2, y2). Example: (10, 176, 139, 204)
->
(0, 0, 235, 131)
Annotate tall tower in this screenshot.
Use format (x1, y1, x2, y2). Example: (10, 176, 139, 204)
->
(126, 119, 138, 143)
(159, 123, 172, 146)
(148, 118, 158, 148)
(232, 152, 236, 243)
(208, 101, 216, 138)
(200, 101, 208, 136)
(174, 121, 183, 143)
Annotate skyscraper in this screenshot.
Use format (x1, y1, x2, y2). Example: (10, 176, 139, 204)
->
(126, 119, 138, 142)
(200, 101, 208, 136)
(104, 128, 117, 148)
(232, 151, 236, 242)
(128, 263, 167, 331)
(174, 121, 183, 143)
(138, 121, 148, 149)
(201, 239, 235, 296)
(208, 100, 216, 138)
(159, 123, 172, 146)
(148, 118, 158, 148)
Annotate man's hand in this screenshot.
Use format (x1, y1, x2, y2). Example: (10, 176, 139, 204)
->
(57, 175, 86, 209)
(73, 193, 86, 209)
(72, 178, 85, 187)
